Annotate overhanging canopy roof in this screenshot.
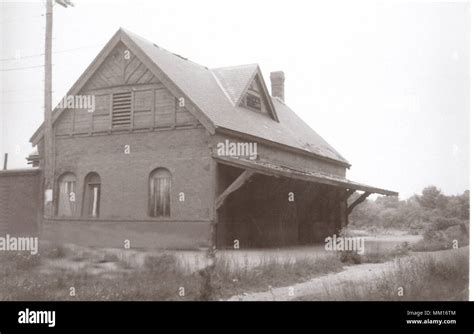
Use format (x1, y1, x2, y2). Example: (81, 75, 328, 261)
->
(214, 155, 398, 196)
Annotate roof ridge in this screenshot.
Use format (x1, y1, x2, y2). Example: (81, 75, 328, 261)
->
(212, 63, 259, 71)
(121, 28, 210, 70)
(210, 70, 236, 106)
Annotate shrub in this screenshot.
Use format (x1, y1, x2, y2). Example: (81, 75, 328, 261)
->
(42, 245, 69, 259)
(338, 250, 361, 264)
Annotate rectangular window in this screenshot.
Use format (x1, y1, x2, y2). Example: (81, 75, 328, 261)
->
(246, 93, 262, 111)
(112, 91, 132, 127)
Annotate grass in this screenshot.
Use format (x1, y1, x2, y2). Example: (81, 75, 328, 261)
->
(338, 242, 410, 264)
(42, 244, 70, 259)
(0, 243, 343, 301)
(1, 240, 467, 301)
(411, 232, 469, 252)
(298, 247, 469, 301)
(0, 249, 203, 301)
(208, 254, 343, 299)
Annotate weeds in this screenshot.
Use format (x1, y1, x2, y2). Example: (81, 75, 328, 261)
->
(0, 243, 344, 301)
(209, 254, 343, 300)
(338, 242, 410, 264)
(299, 247, 469, 301)
(1, 241, 466, 301)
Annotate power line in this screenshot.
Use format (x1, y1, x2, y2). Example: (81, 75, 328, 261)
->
(1, 98, 43, 105)
(0, 53, 43, 62)
(0, 62, 76, 72)
(0, 14, 45, 25)
(1, 87, 42, 93)
(55, 44, 101, 54)
(1, 92, 56, 104)
(0, 44, 102, 62)
(0, 64, 44, 72)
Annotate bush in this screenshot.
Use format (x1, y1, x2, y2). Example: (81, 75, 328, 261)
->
(349, 187, 469, 233)
(432, 217, 464, 231)
(411, 215, 469, 252)
(338, 250, 361, 264)
(42, 245, 69, 259)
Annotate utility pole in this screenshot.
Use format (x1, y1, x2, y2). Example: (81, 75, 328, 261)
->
(43, 0, 74, 218)
(3, 153, 8, 170)
(43, 0, 53, 218)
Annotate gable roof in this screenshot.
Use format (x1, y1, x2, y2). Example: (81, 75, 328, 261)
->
(212, 64, 279, 121)
(212, 64, 259, 105)
(31, 28, 349, 167)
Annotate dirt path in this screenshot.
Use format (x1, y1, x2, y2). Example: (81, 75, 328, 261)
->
(227, 261, 396, 301)
(227, 249, 461, 301)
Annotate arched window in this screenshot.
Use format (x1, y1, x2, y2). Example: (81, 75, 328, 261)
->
(57, 172, 77, 217)
(149, 168, 171, 217)
(83, 172, 101, 218)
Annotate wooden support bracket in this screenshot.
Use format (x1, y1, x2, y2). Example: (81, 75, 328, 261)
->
(341, 188, 356, 201)
(346, 191, 371, 216)
(215, 169, 254, 210)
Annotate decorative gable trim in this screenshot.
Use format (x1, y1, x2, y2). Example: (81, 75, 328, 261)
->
(234, 67, 279, 122)
(30, 28, 215, 146)
(81, 42, 160, 91)
(119, 31, 216, 134)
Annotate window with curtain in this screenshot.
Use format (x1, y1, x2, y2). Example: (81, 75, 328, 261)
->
(149, 168, 171, 217)
(57, 173, 77, 217)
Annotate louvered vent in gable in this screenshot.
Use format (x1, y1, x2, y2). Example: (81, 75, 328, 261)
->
(112, 91, 132, 127)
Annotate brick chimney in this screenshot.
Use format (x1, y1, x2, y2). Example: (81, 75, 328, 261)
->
(270, 71, 285, 101)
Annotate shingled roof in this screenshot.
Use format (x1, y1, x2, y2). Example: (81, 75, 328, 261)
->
(31, 28, 349, 166)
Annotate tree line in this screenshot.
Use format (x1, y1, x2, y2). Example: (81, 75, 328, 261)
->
(349, 186, 469, 233)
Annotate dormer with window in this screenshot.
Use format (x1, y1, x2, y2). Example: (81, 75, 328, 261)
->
(212, 64, 279, 122)
(238, 76, 278, 121)
(243, 79, 263, 112)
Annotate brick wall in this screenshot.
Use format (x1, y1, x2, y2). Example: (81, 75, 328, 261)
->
(0, 169, 41, 235)
(53, 127, 214, 221)
(41, 219, 209, 249)
(43, 127, 214, 249)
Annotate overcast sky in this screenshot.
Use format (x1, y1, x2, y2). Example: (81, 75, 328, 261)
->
(0, 0, 470, 199)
